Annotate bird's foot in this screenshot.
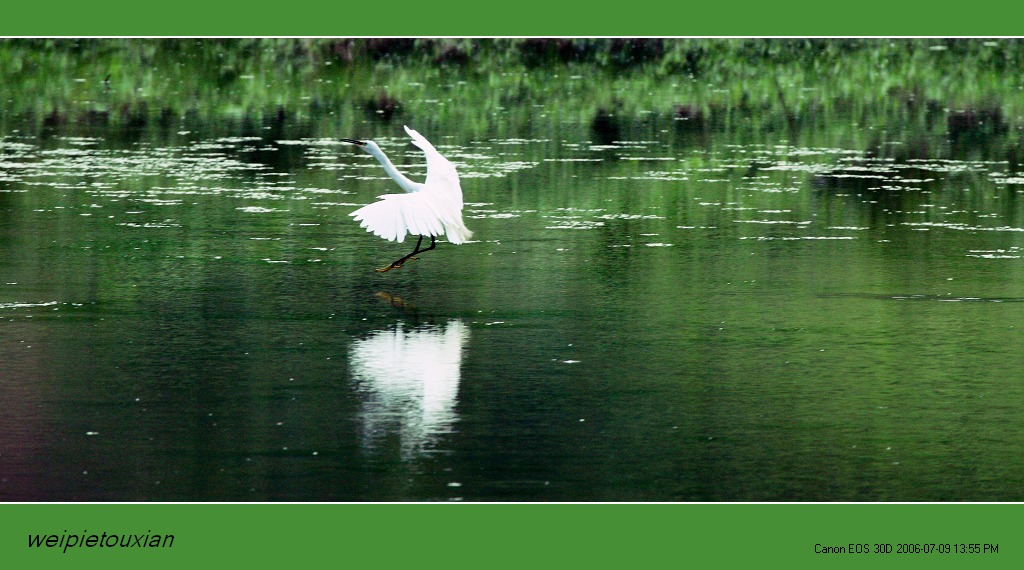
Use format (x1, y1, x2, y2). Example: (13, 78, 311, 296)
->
(374, 256, 419, 272)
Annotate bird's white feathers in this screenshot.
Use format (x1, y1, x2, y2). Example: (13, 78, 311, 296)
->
(403, 125, 461, 205)
(349, 126, 472, 244)
(351, 191, 472, 244)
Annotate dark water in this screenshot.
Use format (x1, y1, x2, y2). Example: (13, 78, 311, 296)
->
(3, 113, 1024, 501)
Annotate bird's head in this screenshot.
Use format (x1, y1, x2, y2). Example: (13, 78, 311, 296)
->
(341, 138, 380, 154)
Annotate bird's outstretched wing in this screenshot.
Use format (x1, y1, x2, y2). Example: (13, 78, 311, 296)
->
(350, 190, 471, 244)
(404, 125, 461, 194)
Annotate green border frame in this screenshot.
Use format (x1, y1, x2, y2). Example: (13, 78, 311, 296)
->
(3, 504, 1023, 567)
(2, 1, 1023, 36)
(3, 3, 1024, 568)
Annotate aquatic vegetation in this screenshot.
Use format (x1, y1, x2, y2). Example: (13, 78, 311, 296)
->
(3, 38, 1024, 151)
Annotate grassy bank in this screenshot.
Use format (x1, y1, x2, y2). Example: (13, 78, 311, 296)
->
(1, 38, 1022, 147)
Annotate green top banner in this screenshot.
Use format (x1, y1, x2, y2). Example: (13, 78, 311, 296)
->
(2, 1, 1022, 36)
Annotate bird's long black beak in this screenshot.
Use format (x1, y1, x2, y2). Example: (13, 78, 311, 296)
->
(340, 138, 367, 146)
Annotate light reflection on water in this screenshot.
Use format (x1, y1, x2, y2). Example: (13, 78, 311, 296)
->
(351, 319, 467, 461)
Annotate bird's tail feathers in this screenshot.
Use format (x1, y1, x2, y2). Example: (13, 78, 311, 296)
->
(443, 223, 473, 245)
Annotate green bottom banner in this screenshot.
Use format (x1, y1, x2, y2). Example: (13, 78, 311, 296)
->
(1, 504, 1020, 568)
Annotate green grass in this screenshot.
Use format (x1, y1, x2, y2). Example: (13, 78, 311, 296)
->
(2, 38, 1023, 147)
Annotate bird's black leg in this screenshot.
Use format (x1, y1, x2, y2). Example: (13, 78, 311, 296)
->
(376, 235, 436, 272)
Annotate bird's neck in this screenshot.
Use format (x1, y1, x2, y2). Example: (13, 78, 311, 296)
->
(368, 146, 420, 192)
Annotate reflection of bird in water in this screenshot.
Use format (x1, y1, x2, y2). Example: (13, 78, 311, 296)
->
(349, 320, 468, 461)
(375, 291, 412, 309)
(343, 126, 473, 273)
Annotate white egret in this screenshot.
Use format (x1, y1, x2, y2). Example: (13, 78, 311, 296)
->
(343, 126, 472, 272)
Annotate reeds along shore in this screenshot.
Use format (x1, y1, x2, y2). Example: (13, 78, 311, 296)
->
(2, 38, 1022, 148)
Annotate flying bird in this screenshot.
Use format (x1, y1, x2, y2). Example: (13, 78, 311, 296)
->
(343, 126, 472, 272)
